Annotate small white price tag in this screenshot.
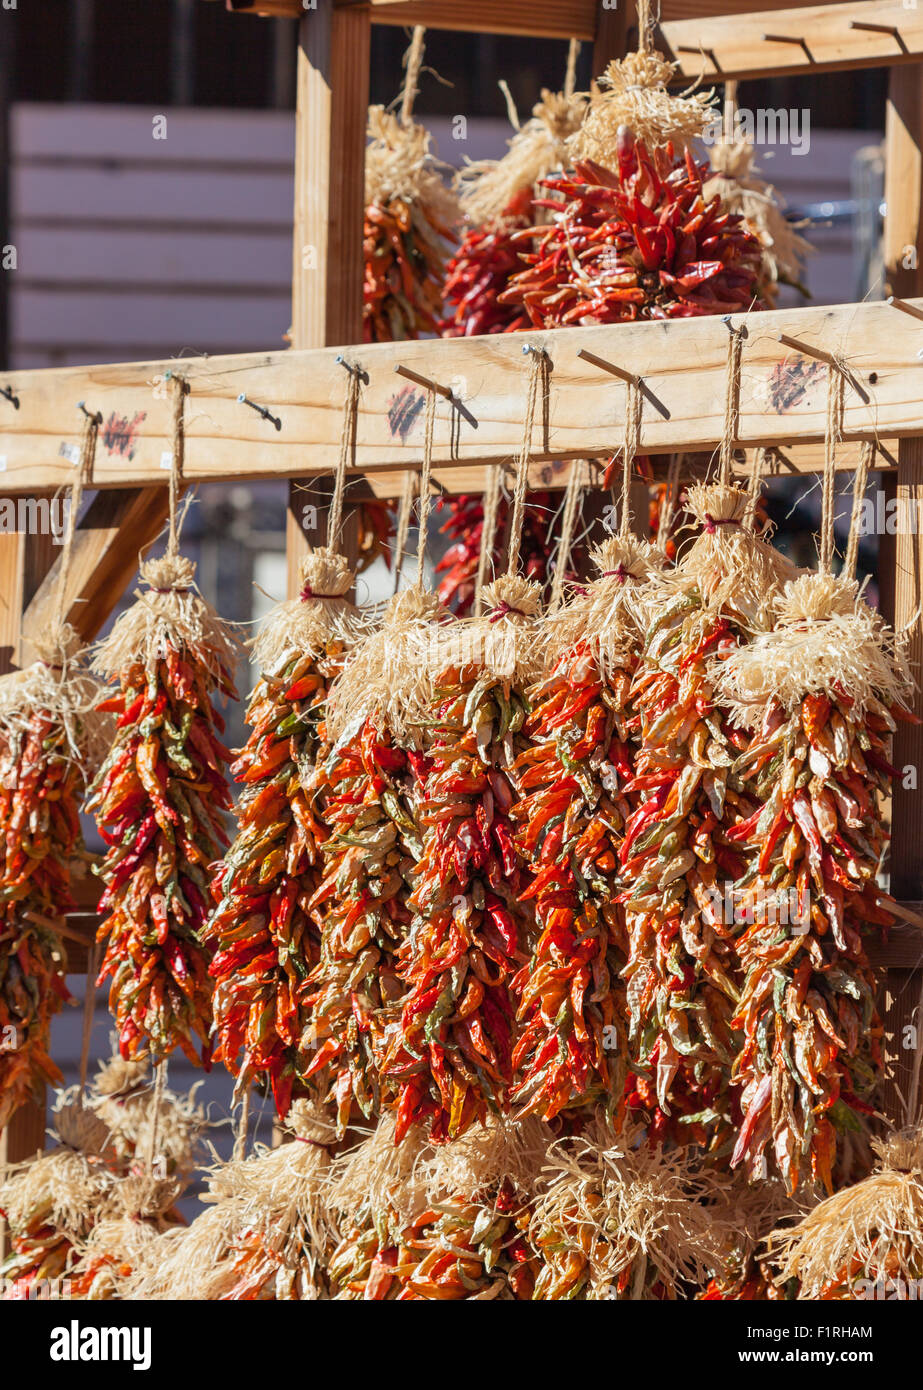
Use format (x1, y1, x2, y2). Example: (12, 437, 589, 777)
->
(160, 451, 173, 470)
(58, 441, 80, 465)
(0, 456, 6, 473)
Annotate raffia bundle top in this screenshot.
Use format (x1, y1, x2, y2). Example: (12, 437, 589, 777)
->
(541, 535, 660, 676)
(769, 1129, 923, 1298)
(364, 104, 459, 231)
(569, 51, 715, 166)
(458, 88, 588, 227)
(92, 554, 240, 682)
(0, 619, 111, 772)
(531, 1119, 740, 1299)
(715, 571, 914, 724)
(326, 586, 449, 742)
(435, 572, 544, 685)
(251, 547, 365, 674)
(661, 481, 799, 625)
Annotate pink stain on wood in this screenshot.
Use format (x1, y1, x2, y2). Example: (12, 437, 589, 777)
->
(102, 410, 147, 461)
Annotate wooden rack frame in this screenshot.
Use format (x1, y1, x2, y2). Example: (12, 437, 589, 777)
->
(1, 0, 922, 1172)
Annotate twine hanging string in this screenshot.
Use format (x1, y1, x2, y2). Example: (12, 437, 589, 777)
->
(232, 1087, 251, 1163)
(844, 439, 875, 581)
(164, 375, 188, 560)
(550, 461, 585, 609)
(392, 471, 417, 593)
(54, 410, 99, 625)
(718, 327, 744, 488)
(637, 0, 657, 53)
(474, 465, 502, 616)
(657, 451, 683, 549)
(506, 349, 550, 577)
(415, 386, 437, 592)
(328, 367, 362, 554)
(145, 1060, 167, 1175)
(400, 26, 426, 127)
(77, 943, 97, 1104)
(564, 38, 580, 99)
(744, 446, 770, 530)
(819, 361, 846, 575)
(619, 380, 643, 541)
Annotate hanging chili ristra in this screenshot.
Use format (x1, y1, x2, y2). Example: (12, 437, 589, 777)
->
(511, 539, 657, 1122)
(622, 484, 796, 1143)
(382, 576, 542, 1142)
(0, 630, 106, 1128)
(89, 555, 239, 1066)
(206, 550, 363, 1117)
(305, 588, 446, 1136)
(716, 573, 915, 1191)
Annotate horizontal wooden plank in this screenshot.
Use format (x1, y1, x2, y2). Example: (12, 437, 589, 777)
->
(661, 0, 923, 83)
(660, 0, 821, 14)
(238, 0, 601, 37)
(867, 922, 923, 971)
(0, 299, 919, 493)
(12, 166, 294, 226)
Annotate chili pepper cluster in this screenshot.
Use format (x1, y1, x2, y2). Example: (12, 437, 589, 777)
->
(0, 713, 82, 1127)
(90, 646, 236, 1066)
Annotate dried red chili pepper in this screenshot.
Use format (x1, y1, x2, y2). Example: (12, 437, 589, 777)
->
(499, 134, 763, 329)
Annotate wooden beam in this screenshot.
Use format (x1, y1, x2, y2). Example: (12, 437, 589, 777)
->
(661, 1, 923, 83)
(884, 65, 923, 301)
(593, 0, 633, 76)
(0, 300, 920, 490)
(19, 487, 171, 658)
(880, 436, 923, 1126)
(233, 0, 599, 37)
(288, 3, 370, 598)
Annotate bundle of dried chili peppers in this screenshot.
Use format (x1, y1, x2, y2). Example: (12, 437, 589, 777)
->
(328, 1114, 547, 1300)
(716, 572, 914, 1191)
(0, 629, 106, 1127)
(89, 554, 239, 1066)
(133, 1101, 337, 1301)
(510, 538, 657, 1122)
(306, 589, 445, 1135)
(363, 106, 458, 343)
(206, 549, 364, 1117)
(622, 483, 796, 1143)
(497, 49, 762, 329)
(382, 576, 542, 1142)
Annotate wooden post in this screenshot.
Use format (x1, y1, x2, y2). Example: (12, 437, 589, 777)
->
(593, 0, 632, 76)
(882, 438, 923, 1127)
(880, 68, 923, 1126)
(287, 2, 370, 597)
(883, 66, 923, 299)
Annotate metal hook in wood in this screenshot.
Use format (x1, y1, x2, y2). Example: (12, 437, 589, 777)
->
(393, 364, 478, 430)
(77, 400, 103, 425)
(776, 334, 869, 403)
(850, 19, 908, 52)
(0, 384, 19, 409)
(237, 392, 282, 431)
(677, 44, 720, 70)
(886, 295, 923, 322)
(577, 347, 641, 388)
(578, 347, 671, 421)
(335, 354, 369, 385)
(762, 31, 812, 59)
